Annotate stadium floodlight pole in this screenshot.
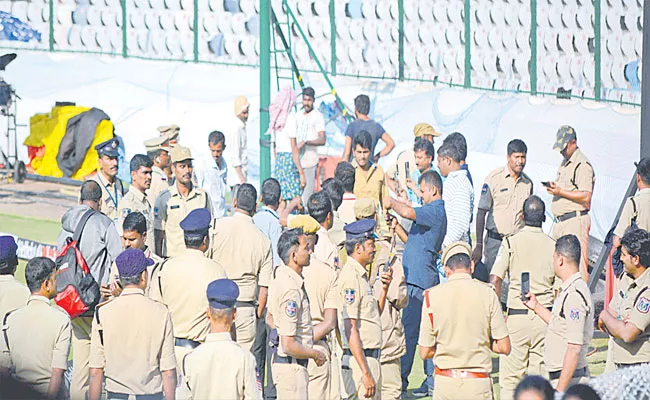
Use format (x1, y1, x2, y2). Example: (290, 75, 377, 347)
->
(398, 0, 404, 81)
(259, 0, 272, 183)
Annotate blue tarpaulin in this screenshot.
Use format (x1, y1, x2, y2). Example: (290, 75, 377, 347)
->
(0, 11, 41, 42)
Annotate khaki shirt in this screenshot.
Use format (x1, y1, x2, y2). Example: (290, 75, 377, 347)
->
(109, 247, 163, 297)
(0, 275, 30, 321)
(386, 149, 415, 187)
(354, 163, 389, 210)
(544, 272, 593, 372)
(329, 212, 346, 248)
(183, 332, 263, 400)
(90, 288, 176, 395)
(303, 258, 338, 325)
(608, 268, 650, 364)
(492, 226, 556, 309)
(478, 167, 533, 236)
(0, 296, 71, 395)
(209, 213, 273, 302)
(614, 188, 650, 237)
(117, 185, 155, 250)
(90, 172, 126, 223)
(551, 148, 595, 216)
(151, 249, 227, 341)
(338, 258, 382, 350)
(147, 166, 172, 206)
(269, 265, 314, 357)
(418, 274, 508, 372)
(154, 184, 212, 258)
(314, 227, 338, 269)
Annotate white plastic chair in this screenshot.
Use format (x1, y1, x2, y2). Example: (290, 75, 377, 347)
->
(27, 2, 45, 22)
(556, 56, 571, 82)
(502, 28, 516, 51)
(150, 30, 168, 55)
(108, 28, 122, 51)
(404, 0, 418, 21)
(217, 11, 232, 33)
(101, 9, 118, 27)
(488, 29, 503, 51)
(208, 0, 223, 12)
(503, 5, 518, 27)
(376, 1, 390, 20)
(547, 7, 562, 28)
(231, 12, 247, 35)
(164, 0, 181, 10)
(518, 6, 530, 28)
(606, 34, 622, 57)
(149, 0, 164, 9)
(490, 5, 505, 27)
(470, 51, 484, 76)
(419, 2, 433, 22)
(432, 24, 445, 46)
(621, 32, 636, 58)
(363, 20, 380, 43)
(557, 30, 573, 53)
(95, 27, 111, 49)
(513, 54, 529, 76)
(419, 24, 433, 46)
(179, 31, 194, 54)
(166, 33, 182, 56)
(361, 0, 376, 19)
(445, 27, 462, 47)
(561, 8, 577, 29)
(574, 32, 590, 55)
(312, 1, 328, 17)
(296, 0, 311, 17)
(405, 22, 419, 44)
(432, 2, 446, 24)
(80, 26, 99, 50)
(582, 58, 595, 86)
(11, 2, 27, 22)
(57, 4, 74, 25)
(605, 11, 621, 32)
(377, 20, 391, 43)
(473, 26, 489, 49)
(67, 25, 83, 47)
(611, 60, 628, 87)
(130, 9, 145, 29)
(575, 7, 591, 30)
(145, 11, 160, 30)
(448, 2, 463, 25)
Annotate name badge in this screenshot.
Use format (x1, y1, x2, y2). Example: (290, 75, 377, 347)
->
(170, 205, 180, 210)
(499, 188, 508, 192)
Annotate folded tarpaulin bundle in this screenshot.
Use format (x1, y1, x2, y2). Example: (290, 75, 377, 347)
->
(57, 108, 112, 178)
(0, 11, 41, 42)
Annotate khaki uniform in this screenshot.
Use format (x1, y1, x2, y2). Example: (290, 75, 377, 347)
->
(0, 275, 30, 322)
(491, 226, 556, 400)
(90, 288, 176, 396)
(109, 247, 163, 297)
(269, 265, 314, 400)
(154, 184, 212, 258)
(372, 240, 408, 400)
(303, 257, 338, 399)
(90, 172, 126, 223)
(608, 268, 650, 366)
(183, 332, 263, 400)
(418, 274, 508, 400)
(338, 258, 383, 400)
(477, 167, 533, 270)
(545, 272, 593, 388)
(314, 227, 339, 269)
(117, 185, 155, 250)
(147, 166, 172, 205)
(0, 296, 71, 396)
(353, 163, 389, 230)
(551, 149, 595, 277)
(209, 213, 272, 352)
(614, 188, 650, 236)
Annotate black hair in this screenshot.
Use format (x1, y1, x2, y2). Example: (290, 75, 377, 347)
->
(120, 274, 143, 286)
(523, 195, 545, 228)
(353, 130, 373, 151)
(335, 162, 356, 193)
(354, 94, 370, 115)
(637, 157, 650, 185)
(507, 139, 528, 155)
(303, 87, 315, 99)
(308, 191, 332, 224)
(419, 170, 443, 194)
(147, 149, 167, 161)
(261, 178, 281, 206)
(208, 131, 226, 146)
(621, 228, 650, 267)
(514, 375, 554, 400)
(414, 137, 435, 158)
(184, 231, 208, 249)
(278, 228, 303, 265)
(80, 180, 102, 202)
(130, 154, 153, 174)
(321, 178, 344, 211)
(561, 384, 601, 400)
(446, 253, 470, 270)
(443, 132, 468, 161)
(555, 234, 581, 266)
(437, 143, 462, 163)
(123, 211, 147, 235)
(236, 183, 257, 214)
(25, 257, 55, 293)
(345, 236, 368, 256)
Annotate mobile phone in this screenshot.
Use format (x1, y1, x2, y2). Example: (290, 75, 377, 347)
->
(541, 181, 551, 187)
(405, 162, 411, 179)
(383, 263, 391, 273)
(114, 275, 123, 289)
(521, 272, 530, 302)
(394, 170, 400, 192)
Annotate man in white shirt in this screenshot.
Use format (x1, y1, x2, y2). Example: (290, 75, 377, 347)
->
(437, 142, 474, 247)
(295, 87, 326, 205)
(195, 131, 229, 219)
(224, 96, 249, 188)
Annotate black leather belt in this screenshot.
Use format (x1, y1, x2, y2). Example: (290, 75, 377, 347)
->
(615, 363, 643, 369)
(556, 210, 588, 223)
(487, 230, 503, 241)
(236, 300, 257, 308)
(107, 392, 163, 400)
(507, 307, 552, 316)
(343, 348, 381, 359)
(273, 354, 308, 368)
(174, 338, 200, 349)
(549, 366, 587, 380)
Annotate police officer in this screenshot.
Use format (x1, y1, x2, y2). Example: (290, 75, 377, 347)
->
(489, 196, 556, 400)
(151, 208, 227, 397)
(473, 139, 532, 271)
(209, 183, 272, 352)
(0, 236, 29, 321)
(90, 137, 126, 222)
(158, 125, 180, 146)
(598, 228, 650, 368)
(183, 279, 263, 400)
(613, 158, 650, 247)
(117, 155, 154, 250)
(268, 228, 326, 399)
(89, 249, 177, 400)
(144, 136, 173, 203)
(288, 215, 339, 399)
(547, 126, 595, 281)
(524, 234, 593, 392)
(307, 191, 339, 269)
(339, 219, 393, 400)
(418, 242, 510, 400)
(0, 257, 70, 398)
(154, 146, 212, 258)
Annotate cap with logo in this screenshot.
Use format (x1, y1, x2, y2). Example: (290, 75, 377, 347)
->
(553, 125, 577, 151)
(413, 123, 441, 138)
(180, 208, 211, 234)
(115, 248, 154, 277)
(0, 235, 18, 264)
(441, 241, 472, 266)
(206, 278, 240, 309)
(344, 219, 377, 241)
(94, 137, 120, 158)
(170, 145, 193, 163)
(354, 198, 376, 220)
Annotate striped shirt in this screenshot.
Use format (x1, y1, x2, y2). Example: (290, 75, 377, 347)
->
(442, 169, 474, 247)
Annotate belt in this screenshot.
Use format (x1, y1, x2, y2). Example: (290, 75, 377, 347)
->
(615, 363, 643, 369)
(434, 366, 489, 379)
(556, 210, 589, 223)
(236, 300, 257, 308)
(106, 392, 163, 400)
(549, 366, 588, 380)
(174, 338, 200, 349)
(343, 348, 381, 359)
(487, 230, 503, 241)
(273, 354, 308, 368)
(507, 307, 552, 316)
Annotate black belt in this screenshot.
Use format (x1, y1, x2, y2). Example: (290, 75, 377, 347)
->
(174, 338, 200, 349)
(273, 354, 308, 368)
(487, 230, 503, 241)
(549, 366, 587, 380)
(507, 307, 552, 316)
(236, 300, 257, 308)
(343, 348, 381, 359)
(556, 210, 589, 223)
(107, 392, 163, 400)
(615, 363, 644, 369)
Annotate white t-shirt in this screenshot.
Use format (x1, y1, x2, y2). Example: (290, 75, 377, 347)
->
(295, 109, 325, 169)
(223, 115, 247, 187)
(274, 113, 297, 154)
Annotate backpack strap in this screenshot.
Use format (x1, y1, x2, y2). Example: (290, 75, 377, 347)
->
(73, 209, 97, 244)
(2, 310, 15, 352)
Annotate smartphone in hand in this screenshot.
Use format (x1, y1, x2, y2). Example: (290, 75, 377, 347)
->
(521, 272, 530, 302)
(405, 161, 411, 179)
(541, 181, 551, 187)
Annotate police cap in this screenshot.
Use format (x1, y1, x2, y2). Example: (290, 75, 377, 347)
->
(115, 248, 154, 278)
(94, 137, 120, 158)
(206, 278, 239, 309)
(441, 241, 471, 266)
(0, 235, 18, 265)
(288, 215, 320, 234)
(344, 219, 377, 241)
(179, 208, 211, 234)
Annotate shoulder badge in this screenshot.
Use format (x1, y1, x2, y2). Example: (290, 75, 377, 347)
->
(285, 300, 297, 317)
(569, 308, 580, 321)
(154, 207, 159, 218)
(481, 183, 488, 195)
(255, 366, 263, 393)
(636, 297, 650, 314)
(344, 288, 356, 304)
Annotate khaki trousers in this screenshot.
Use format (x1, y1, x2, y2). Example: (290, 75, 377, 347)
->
(307, 340, 332, 399)
(553, 214, 590, 281)
(433, 375, 492, 400)
(273, 362, 309, 400)
(175, 346, 192, 400)
(380, 359, 401, 400)
(71, 317, 92, 400)
(344, 353, 382, 400)
(235, 306, 257, 352)
(499, 313, 547, 400)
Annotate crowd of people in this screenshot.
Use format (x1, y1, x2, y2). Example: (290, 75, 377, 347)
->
(0, 89, 648, 400)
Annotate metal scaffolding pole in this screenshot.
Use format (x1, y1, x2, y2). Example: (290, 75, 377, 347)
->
(259, 0, 271, 184)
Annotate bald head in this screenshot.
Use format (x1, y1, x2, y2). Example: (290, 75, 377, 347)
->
(523, 195, 545, 227)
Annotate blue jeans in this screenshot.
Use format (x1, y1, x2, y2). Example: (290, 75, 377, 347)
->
(400, 284, 434, 391)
